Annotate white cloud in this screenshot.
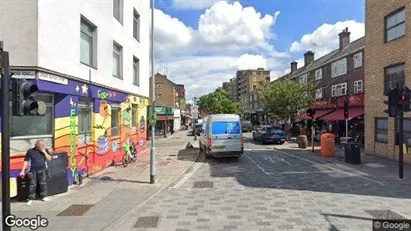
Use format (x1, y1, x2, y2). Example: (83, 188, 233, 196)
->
(154, 1, 282, 59)
(289, 20, 365, 57)
(171, 0, 226, 10)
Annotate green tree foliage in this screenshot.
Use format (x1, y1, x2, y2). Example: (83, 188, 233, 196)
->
(198, 88, 239, 114)
(259, 80, 315, 121)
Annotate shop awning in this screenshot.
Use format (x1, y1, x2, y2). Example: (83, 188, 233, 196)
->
(295, 109, 335, 120)
(320, 107, 364, 121)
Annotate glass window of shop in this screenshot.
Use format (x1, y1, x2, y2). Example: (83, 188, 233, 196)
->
(395, 118, 411, 147)
(10, 94, 54, 137)
(375, 118, 388, 143)
(111, 104, 120, 136)
(131, 105, 137, 127)
(78, 98, 93, 144)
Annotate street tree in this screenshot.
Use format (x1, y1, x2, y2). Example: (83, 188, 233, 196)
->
(259, 80, 315, 123)
(198, 88, 239, 114)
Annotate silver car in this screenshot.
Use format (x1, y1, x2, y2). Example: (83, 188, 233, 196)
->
(241, 120, 253, 132)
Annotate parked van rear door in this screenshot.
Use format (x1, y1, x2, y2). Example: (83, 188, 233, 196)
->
(210, 121, 242, 153)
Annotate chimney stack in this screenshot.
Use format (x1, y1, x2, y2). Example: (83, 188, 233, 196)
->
(304, 51, 315, 66)
(290, 61, 298, 73)
(338, 27, 350, 51)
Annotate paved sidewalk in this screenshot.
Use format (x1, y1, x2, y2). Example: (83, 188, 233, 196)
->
(275, 141, 411, 181)
(7, 131, 201, 231)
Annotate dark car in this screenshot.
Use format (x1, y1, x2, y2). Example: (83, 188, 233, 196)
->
(192, 124, 202, 136)
(252, 126, 286, 144)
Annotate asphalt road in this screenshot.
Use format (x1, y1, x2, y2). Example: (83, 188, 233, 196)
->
(120, 132, 411, 231)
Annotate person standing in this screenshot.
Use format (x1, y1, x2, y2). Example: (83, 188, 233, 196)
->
(19, 140, 53, 205)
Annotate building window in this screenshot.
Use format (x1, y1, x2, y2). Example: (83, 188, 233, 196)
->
(80, 17, 96, 67)
(396, 119, 411, 147)
(385, 63, 405, 93)
(133, 9, 140, 41)
(354, 80, 363, 94)
(10, 94, 53, 137)
(156, 84, 162, 88)
(299, 73, 308, 84)
(78, 98, 92, 144)
(131, 105, 137, 127)
(113, 0, 122, 23)
(113, 42, 122, 78)
(353, 52, 363, 68)
(331, 82, 347, 97)
(111, 105, 120, 136)
(133, 56, 140, 86)
(375, 118, 388, 143)
(331, 58, 347, 78)
(385, 8, 405, 42)
(315, 68, 322, 80)
(315, 88, 323, 99)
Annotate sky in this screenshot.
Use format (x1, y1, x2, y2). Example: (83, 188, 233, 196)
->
(153, 0, 365, 102)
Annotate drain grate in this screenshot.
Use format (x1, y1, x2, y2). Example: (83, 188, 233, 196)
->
(193, 181, 214, 188)
(365, 210, 405, 219)
(57, 204, 94, 216)
(134, 216, 160, 228)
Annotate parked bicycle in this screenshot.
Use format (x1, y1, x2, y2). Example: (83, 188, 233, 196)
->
(122, 139, 138, 167)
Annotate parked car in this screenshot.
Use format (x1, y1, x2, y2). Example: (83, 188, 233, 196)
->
(252, 126, 286, 144)
(241, 120, 253, 132)
(199, 114, 244, 159)
(192, 124, 202, 136)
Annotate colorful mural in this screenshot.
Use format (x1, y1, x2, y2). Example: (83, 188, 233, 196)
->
(0, 73, 149, 187)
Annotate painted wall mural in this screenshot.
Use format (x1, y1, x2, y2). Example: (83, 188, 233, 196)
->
(0, 76, 149, 187)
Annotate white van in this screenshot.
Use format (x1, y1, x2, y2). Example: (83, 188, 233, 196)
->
(199, 114, 244, 159)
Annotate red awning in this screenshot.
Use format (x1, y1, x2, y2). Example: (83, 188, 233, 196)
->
(321, 107, 364, 121)
(295, 109, 334, 120)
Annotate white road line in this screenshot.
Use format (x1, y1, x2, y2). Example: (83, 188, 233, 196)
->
(172, 154, 204, 188)
(274, 149, 385, 185)
(247, 154, 273, 175)
(280, 171, 335, 174)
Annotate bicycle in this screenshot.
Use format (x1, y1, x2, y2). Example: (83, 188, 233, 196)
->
(122, 141, 138, 168)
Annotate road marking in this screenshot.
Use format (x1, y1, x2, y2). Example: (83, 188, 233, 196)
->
(274, 149, 385, 185)
(280, 171, 334, 174)
(172, 154, 204, 188)
(246, 154, 274, 175)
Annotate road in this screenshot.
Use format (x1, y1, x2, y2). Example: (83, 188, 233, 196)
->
(106, 132, 411, 231)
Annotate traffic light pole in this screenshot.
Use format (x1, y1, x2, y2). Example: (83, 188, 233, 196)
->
(399, 111, 404, 179)
(1, 48, 12, 231)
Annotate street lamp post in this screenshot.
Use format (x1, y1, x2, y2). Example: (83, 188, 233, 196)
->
(193, 97, 198, 141)
(149, 0, 155, 184)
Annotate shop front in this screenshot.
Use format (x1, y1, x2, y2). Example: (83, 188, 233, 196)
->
(0, 70, 149, 186)
(151, 106, 174, 135)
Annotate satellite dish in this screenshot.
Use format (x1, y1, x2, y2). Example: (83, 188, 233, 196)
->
(37, 101, 47, 115)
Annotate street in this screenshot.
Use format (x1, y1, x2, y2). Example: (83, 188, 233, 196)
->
(7, 131, 411, 231)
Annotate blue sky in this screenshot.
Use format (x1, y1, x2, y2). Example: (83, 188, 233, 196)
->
(153, 0, 366, 100)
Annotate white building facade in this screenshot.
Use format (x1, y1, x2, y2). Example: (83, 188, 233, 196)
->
(0, 0, 151, 184)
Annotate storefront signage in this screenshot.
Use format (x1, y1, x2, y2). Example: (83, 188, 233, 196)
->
(337, 94, 364, 107)
(39, 72, 68, 85)
(69, 108, 77, 177)
(11, 71, 36, 79)
(310, 98, 337, 108)
(153, 106, 174, 115)
(174, 109, 181, 117)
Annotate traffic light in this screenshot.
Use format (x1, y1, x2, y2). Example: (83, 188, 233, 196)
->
(384, 88, 399, 117)
(344, 99, 349, 119)
(306, 108, 316, 118)
(12, 79, 46, 116)
(399, 87, 411, 112)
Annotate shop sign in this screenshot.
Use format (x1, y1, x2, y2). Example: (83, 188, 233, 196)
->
(153, 106, 174, 115)
(39, 72, 68, 85)
(337, 94, 364, 107)
(12, 71, 36, 79)
(310, 98, 337, 108)
(174, 109, 181, 117)
(69, 108, 77, 177)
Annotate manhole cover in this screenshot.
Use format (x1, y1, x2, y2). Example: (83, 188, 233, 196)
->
(57, 204, 94, 216)
(134, 216, 160, 228)
(193, 181, 214, 188)
(365, 210, 405, 219)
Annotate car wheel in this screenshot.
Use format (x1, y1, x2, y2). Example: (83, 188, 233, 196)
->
(279, 141, 285, 145)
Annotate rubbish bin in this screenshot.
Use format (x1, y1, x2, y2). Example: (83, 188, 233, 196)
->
(296, 135, 308, 148)
(320, 133, 336, 157)
(345, 143, 361, 164)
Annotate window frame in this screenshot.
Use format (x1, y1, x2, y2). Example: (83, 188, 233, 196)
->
(331, 58, 347, 78)
(299, 73, 308, 84)
(133, 56, 140, 86)
(331, 82, 347, 97)
(80, 17, 96, 68)
(385, 7, 406, 43)
(315, 88, 323, 99)
(354, 80, 363, 94)
(315, 68, 322, 80)
(375, 117, 388, 143)
(113, 0, 123, 24)
(111, 104, 121, 136)
(131, 104, 137, 127)
(384, 62, 405, 94)
(133, 9, 140, 41)
(113, 42, 123, 79)
(77, 97, 93, 144)
(353, 52, 363, 69)
(395, 118, 411, 147)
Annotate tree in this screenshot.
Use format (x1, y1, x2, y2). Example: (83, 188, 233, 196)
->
(198, 88, 239, 114)
(259, 80, 315, 122)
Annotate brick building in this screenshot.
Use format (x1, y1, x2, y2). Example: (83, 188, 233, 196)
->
(365, 0, 411, 164)
(275, 28, 365, 138)
(237, 68, 271, 112)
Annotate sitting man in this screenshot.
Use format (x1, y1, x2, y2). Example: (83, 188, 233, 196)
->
(19, 139, 53, 205)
